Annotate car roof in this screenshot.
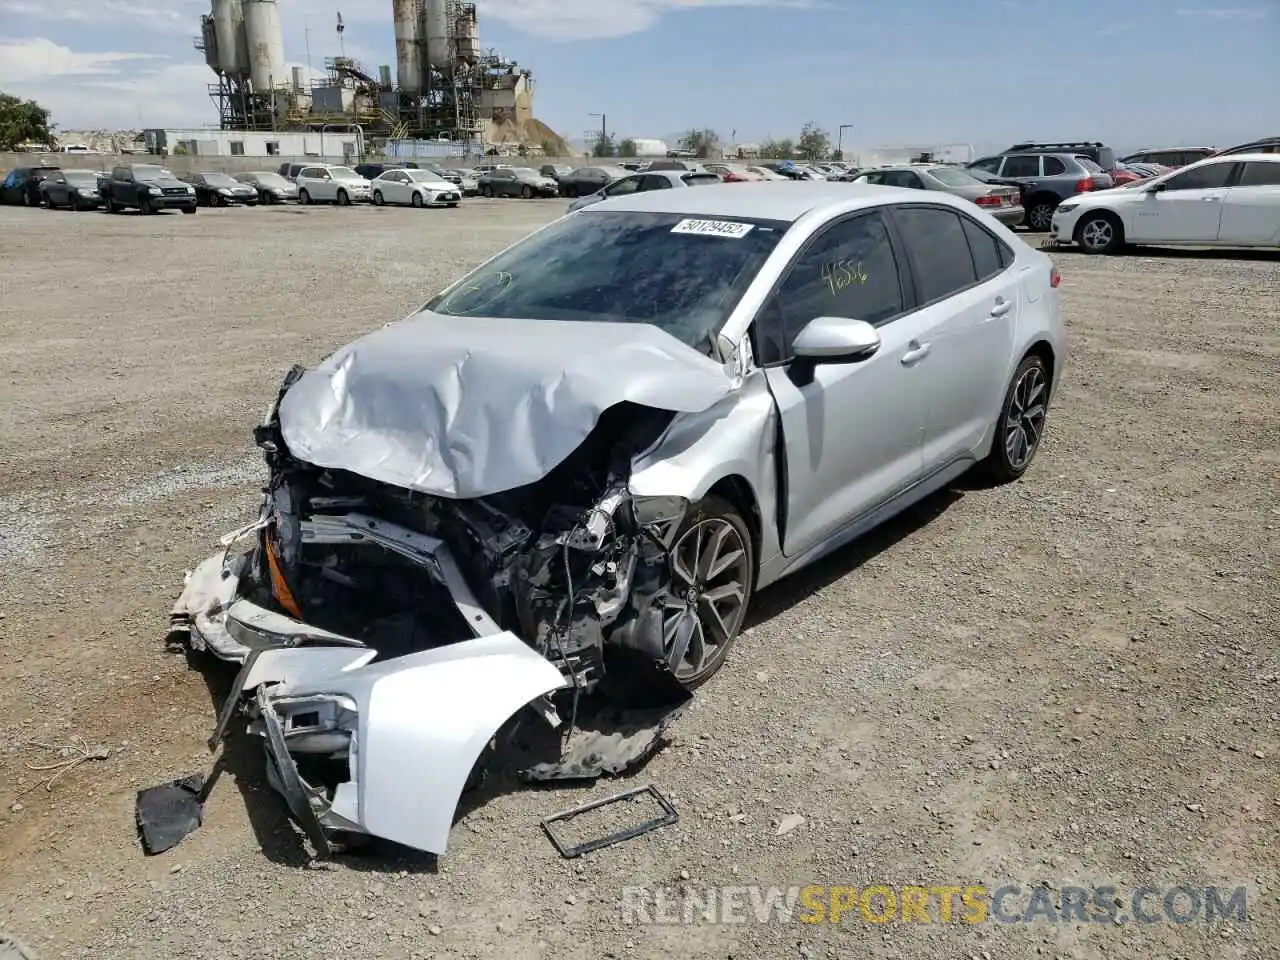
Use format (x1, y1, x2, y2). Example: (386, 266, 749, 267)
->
(1216, 152, 1280, 162)
(584, 181, 931, 222)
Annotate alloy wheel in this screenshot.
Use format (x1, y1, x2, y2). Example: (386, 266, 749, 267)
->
(1005, 364, 1047, 471)
(1079, 217, 1114, 253)
(1028, 203, 1054, 231)
(661, 517, 750, 681)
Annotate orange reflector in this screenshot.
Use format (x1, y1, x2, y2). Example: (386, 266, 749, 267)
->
(265, 529, 303, 619)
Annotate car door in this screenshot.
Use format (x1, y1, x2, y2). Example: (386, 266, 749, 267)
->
(755, 209, 928, 558)
(889, 206, 1020, 467)
(44, 173, 67, 205)
(1128, 161, 1236, 243)
(382, 171, 406, 204)
(997, 154, 1042, 183)
(1217, 160, 1280, 244)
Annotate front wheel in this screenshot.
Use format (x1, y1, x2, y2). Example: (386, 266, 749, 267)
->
(981, 353, 1050, 483)
(658, 496, 755, 689)
(336, 189, 350, 206)
(1075, 212, 1123, 255)
(411, 191, 424, 208)
(139, 197, 153, 215)
(299, 189, 311, 205)
(521, 185, 533, 199)
(373, 190, 384, 206)
(181, 206, 197, 214)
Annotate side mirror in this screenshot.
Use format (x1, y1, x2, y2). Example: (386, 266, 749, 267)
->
(792, 316, 881, 363)
(1145, 181, 1166, 193)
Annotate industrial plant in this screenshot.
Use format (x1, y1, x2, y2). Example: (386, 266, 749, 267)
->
(192, 0, 550, 151)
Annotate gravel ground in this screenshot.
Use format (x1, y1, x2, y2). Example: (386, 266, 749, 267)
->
(0, 200, 1276, 960)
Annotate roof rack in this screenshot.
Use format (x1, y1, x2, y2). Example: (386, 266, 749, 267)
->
(1007, 141, 1106, 151)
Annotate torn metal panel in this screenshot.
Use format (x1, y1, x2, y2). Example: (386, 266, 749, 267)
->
(277, 310, 737, 500)
(256, 633, 568, 855)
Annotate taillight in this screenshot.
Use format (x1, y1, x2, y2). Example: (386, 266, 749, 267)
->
(975, 194, 1002, 206)
(1050, 266, 1061, 288)
(1073, 178, 1094, 193)
(722, 172, 743, 182)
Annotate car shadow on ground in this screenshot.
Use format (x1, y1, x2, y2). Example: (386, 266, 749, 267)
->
(1124, 246, 1280, 262)
(744, 484, 965, 629)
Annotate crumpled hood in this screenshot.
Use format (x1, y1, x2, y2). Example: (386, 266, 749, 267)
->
(277, 310, 735, 499)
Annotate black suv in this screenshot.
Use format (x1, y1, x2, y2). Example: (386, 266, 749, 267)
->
(1, 165, 61, 206)
(1005, 141, 1116, 171)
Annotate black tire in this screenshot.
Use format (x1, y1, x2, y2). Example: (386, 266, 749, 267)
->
(104, 197, 116, 213)
(981, 353, 1051, 483)
(139, 197, 153, 215)
(1025, 199, 1056, 232)
(1074, 211, 1124, 255)
(336, 189, 350, 206)
(373, 190, 384, 206)
(299, 189, 311, 205)
(182, 206, 197, 214)
(659, 494, 755, 689)
(479, 184, 492, 198)
(447, 202, 460, 208)
(564, 184, 579, 198)
(521, 185, 533, 199)
(411, 191, 424, 208)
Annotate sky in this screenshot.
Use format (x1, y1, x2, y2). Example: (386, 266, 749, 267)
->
(0, 0, 1275, 153)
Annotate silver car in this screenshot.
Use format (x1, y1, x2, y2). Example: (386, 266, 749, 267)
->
(172, 182, 1064, 858)
(566, 168, 722, 212)
(855, 164, 1025, 226)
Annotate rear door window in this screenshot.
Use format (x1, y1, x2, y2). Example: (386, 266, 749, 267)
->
(892, 207, 979, 304)
(1000, 155, 1041, 178)
(1237, 162, 1280, 186)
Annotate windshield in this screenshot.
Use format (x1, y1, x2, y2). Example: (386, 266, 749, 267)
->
(926, 166, 980, 187)
(133, 166, 174, 182)
(250, 173, 287, 187)
(202, 173, 239, 187)
(64, 171, 101, 185)
(407, 170, 449, 183)
(427, 211, 788, 351)
(329, 166, 360, 178)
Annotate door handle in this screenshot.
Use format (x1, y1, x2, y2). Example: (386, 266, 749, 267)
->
(1202, 196, 1221, 202)
(901, 342, 931, 366)
(990, 298, 1012, 317)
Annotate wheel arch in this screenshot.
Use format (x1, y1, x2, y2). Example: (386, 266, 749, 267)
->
(705, 474, 763, 578)
(1072, 207, 1125, 245)
(1023, 339, 1057, 397)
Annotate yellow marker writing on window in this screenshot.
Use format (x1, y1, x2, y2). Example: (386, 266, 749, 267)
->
(821, 259, 869, 296)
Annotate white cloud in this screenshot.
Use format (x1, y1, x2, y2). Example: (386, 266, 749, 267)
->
(1175, 7, 1268, 21)
(473, 0, 827, 39)
(0, 0, 200, 34)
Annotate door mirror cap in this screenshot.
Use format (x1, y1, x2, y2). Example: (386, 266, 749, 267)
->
(1145, 181, 1167, 193)
(792, 316, 881, 362)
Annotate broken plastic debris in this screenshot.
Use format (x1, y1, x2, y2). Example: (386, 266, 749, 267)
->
(136, 774, 206, 855)
(776, 813, 805, 836)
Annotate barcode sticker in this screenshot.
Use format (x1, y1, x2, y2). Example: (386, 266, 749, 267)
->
(670, 218, 755, 239)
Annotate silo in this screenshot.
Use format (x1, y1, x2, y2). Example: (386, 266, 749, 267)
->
(244, 0, 286, 92)
(393, 0, 422, 94)
(453, 6, 479, 64)
(199, 14, 221, 72)
(423, 0, 451, 71)
(211, 0, 243, 76)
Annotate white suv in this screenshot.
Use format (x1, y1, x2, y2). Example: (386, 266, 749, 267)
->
(296, 165, 372, 206)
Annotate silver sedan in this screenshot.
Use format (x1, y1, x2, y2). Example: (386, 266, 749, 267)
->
(856, 164, 1025, 226)
(566, 168, 722, 212)
(172, 182, 1065, 858)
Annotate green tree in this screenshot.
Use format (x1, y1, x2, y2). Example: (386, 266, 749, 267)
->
(618, 138, 638, 158)
(0, 92, 54, 150)
(541, 138, 561, 157)
(679, 128, 720, 158)
(759, 138, 794, 160)
(797, 121, 831, 162)
(591, 133, 616, 157)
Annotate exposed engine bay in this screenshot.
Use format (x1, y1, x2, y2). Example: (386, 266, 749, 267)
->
(164, 365, 701, 857)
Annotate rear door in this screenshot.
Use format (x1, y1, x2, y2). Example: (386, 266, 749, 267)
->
(889, 206, 1018, 468)
(1217, 160, 1280, 244)
(1129, 160, 1236, 243)
(757, 210, 927, 557)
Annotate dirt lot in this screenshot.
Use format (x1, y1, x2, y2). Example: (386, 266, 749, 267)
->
(0, 199, 1276, 960)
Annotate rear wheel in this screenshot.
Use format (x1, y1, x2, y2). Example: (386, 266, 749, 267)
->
(373, 190, 384, 205)
(1026, 199, 1056, 232)
(1075, 212, 1124, 254)
(981, 353, 1051, 483)
(659, 496, 755, 689)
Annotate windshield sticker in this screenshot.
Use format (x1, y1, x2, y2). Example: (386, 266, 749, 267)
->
(671, 218, 755, 239)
